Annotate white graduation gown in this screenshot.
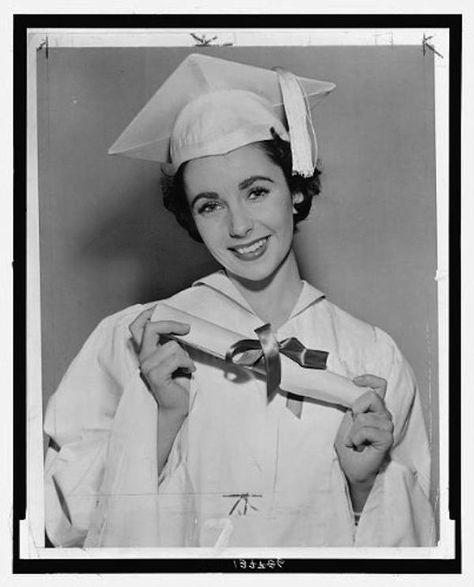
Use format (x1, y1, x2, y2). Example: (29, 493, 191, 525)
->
(44, 271, 436, 547)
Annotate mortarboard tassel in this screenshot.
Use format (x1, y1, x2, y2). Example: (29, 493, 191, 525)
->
(276, 67, 317, 178)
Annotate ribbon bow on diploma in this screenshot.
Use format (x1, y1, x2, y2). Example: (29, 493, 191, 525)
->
(226, 324, 329, 418)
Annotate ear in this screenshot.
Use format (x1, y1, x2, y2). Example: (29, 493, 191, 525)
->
(292, 192, 304, 213)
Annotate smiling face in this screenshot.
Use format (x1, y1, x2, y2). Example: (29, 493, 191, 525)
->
(183, 143, 303, 284)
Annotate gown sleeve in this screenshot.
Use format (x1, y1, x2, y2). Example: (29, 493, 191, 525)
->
(349, 328, 437, 546)
(43, 308, 143, 547)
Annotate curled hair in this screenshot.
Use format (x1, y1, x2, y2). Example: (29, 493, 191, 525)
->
(161, 130, 322, 243)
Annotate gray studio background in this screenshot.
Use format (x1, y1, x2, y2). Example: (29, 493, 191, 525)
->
(37, 45, 438, 515)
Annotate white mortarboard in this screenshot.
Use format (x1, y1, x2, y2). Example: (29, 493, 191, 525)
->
(108, 53, 335, 177)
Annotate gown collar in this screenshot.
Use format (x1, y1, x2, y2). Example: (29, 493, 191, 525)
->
(192, 270, 325, 321)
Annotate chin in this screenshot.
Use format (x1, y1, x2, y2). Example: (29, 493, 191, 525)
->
(231, 267, 275, 284)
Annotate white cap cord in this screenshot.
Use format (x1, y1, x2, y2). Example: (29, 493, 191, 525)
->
(275, 67, 317, 178)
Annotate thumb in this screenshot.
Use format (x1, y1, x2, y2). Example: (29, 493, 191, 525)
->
(334, 408, 353, 448)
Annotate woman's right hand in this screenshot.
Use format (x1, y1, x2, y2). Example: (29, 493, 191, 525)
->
(129, 307, 195, 417)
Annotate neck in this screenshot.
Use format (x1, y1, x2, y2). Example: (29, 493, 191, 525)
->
(227, 249, 303, 331)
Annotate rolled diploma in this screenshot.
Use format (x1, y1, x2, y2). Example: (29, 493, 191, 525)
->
(151, 302, 364, 408)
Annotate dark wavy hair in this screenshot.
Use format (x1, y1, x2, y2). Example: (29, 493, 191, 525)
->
(161, 130, 322, 243)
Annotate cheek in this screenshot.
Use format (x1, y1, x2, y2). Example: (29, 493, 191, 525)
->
(193, 216, 224, 250)
(275, 199, 296, 231)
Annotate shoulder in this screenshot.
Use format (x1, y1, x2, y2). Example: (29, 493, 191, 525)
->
(91, 281, 211, 348)
(316, 297, 407, 378)
(316, 297, 385, 349)
(320, 298, 376, 339)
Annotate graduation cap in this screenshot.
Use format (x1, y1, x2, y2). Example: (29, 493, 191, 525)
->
(108, 53, 335, 177)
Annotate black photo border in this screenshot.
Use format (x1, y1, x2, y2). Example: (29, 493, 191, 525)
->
(13, 12, 462, 574)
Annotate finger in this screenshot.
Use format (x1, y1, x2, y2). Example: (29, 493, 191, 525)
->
(141, 342, 195, 377)
(334, 409, 353, 446)
(353, 411, 394, 433)
(353, 374, 387, 398)
(141, 320, 190, 358)
(156, 352, 195, 377)
(140, 340, 176, 369)
(144, 351, 196, 385)
(345, 426, 393, 451)
(129, 307, 155, 347)
(351, 390, 387, 417)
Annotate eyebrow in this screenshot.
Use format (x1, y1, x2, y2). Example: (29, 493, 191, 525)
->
(238, 175, 274, 190)
(190, 176, 274, 208)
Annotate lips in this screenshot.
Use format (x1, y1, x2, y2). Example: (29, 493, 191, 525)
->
(229, 237, 269, 260)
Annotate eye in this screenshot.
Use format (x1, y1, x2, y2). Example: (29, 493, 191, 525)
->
(195, 200, 223, 215)
(248, 187, 270, 200)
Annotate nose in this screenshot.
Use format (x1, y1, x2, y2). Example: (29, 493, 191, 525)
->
(228, 203, 254, 239)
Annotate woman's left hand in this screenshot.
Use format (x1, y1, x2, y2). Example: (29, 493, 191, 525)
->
(334, 374, 394, 507)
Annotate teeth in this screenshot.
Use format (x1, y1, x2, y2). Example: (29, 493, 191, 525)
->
(235, 238, 266, 255)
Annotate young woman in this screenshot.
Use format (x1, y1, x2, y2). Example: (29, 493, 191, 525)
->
(44, 53, 435, 547)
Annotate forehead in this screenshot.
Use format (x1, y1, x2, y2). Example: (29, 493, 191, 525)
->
(183, 143, 283, 194)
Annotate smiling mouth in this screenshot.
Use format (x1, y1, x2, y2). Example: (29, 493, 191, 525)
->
(229, 237, 269, 260)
